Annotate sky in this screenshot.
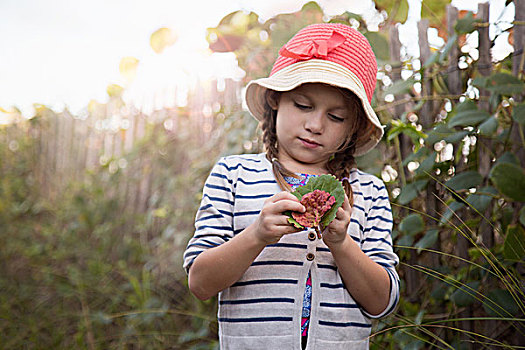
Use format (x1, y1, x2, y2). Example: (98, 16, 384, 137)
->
(0, 0, 514, 119)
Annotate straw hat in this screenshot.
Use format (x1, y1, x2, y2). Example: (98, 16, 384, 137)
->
(244, 23, 383, 156)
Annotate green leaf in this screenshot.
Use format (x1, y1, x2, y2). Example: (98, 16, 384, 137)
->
(422, 50, 440, 69)
(396, 234, 415, 247)
(474, 72, 525, 96)
(355, 148, 383, 175)
(402, 146, 428, 167)
(489, 162, 525, 201)
(483, 289, 521, 317)
(374, 0, 409, 23)
(440, 201, 465, 225)
(439, 33, 458, 63)
(450, 281, 480, 307)
(471, 76, 488, 89)
(454, 11, 480, 34)
(383, 78, 416, 96)
(397, 179, 428, 205)
(478, 115, 498, 136)
(421, 0, 451, 28)
(495, 151, 519, 166)
(503, 224, 525, 261)
(426, 123, 469, 145)
(512, 103, 525, 125)
(520, 207, 525, 226)
(445, 171, 483, 192)
(387, 119, 427, 143)
(287, 215, 303, 229)
(399, 214, 425, 236)
(466, 186, 498, 212)
(119, 56, 139, 83)
(445, 130, 470, 144)
(431, 282, 447, 301)
(364, 31, 390, 61)
(415, 229, 439, 253)
(329, 11, 363, 24)
(448, 109, 491, 128)
(150, 27, 177, 54)
(415, 151, 437, 178)
(456, 99, 477, 113)
(286, 174, 345, 228)
(106, 84, 124, 98)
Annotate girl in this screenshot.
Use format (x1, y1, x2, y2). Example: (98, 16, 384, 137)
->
(183, 23, 399, 349)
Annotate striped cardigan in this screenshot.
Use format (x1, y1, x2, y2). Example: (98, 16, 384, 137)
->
(183, 153, 399, 349)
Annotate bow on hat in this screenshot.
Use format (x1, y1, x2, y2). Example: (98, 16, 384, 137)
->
(279, 30, 346, 60)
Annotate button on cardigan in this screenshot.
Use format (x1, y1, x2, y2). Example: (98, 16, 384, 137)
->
(183, 153, 400, 350)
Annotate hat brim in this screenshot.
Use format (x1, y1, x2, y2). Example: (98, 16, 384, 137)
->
(245, 59, 383, 157)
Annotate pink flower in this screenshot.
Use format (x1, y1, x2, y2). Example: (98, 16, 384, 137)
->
(292, 189, 336, 228)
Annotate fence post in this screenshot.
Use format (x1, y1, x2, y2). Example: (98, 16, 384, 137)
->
(510, 1, 525, 345)
(476, 2, 495, 247)
(475, 2, 499, 340)
(446, 5, 461, 100)
(417, 18, 442, 274)
(447, 4, 474, 347)
(418, 19, 434, 129)
(511, 0, 525, 165)
(389, 25, 412, 180)
(389, 24, 420, 300)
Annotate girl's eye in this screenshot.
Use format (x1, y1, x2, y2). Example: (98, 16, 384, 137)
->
(294, 102, 312, 110)
(329, 114, 345, 122)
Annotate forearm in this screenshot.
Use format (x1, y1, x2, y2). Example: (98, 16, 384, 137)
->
(188, 223, 266, 300)
(329, 235, 391, 316)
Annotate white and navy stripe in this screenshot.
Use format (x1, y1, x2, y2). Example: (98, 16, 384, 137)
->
(183, 153, 399, 349)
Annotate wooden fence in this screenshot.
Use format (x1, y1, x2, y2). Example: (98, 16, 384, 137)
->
(1, 78, 243, 214)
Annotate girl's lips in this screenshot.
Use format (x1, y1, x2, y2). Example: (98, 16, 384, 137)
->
(299, 137, 321, 148)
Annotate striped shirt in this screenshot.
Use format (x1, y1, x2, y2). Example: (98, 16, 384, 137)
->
(183, 153, 399, 350)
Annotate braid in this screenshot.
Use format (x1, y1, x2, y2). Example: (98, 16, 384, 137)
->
(261, 92, 297, 192)
(326, 133, 357, 206)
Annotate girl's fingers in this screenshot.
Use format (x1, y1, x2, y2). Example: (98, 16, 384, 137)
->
(274, 214, 293, 226)
(273, 200, 305, 215)
(270, 191, 299, 203)
(338, 194, 352, 220)
(268, 192, 305, 214)
(342, 193, 351, 211)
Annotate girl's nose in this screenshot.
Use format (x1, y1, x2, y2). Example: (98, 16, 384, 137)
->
(304, 112, 323, 134)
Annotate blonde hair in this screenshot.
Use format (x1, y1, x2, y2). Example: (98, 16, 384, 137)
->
(261, 87, 373, 206)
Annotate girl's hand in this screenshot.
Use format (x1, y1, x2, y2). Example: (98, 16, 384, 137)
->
(322, 193, 352, 248)
(251, 191, 306, 245)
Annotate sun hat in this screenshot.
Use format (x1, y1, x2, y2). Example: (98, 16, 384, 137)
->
(244, 23, 383, 156)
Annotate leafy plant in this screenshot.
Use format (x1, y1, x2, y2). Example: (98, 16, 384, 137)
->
(286, 175, 345, 236)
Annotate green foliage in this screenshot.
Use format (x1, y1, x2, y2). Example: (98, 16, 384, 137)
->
(364, 31, 391, 61)
(489, 162, 525, 202)
(472, 72, 525, 96)
(421, 0, 451, 29)
(454, 12, 480, 34)
(286, 174, 345, 229)
(503, 225, 525, 261)
(399, 214, 425, 235)
(0, 111, 220, 348)
(374, 0, 409, 23)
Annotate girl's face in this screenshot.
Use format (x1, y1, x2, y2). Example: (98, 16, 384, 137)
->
(272, 83, 354, 175)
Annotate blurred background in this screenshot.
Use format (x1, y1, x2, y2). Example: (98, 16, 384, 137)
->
(1, 0, 524, 349)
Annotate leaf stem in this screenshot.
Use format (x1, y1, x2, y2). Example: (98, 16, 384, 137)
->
(315, 225, 322, 239)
